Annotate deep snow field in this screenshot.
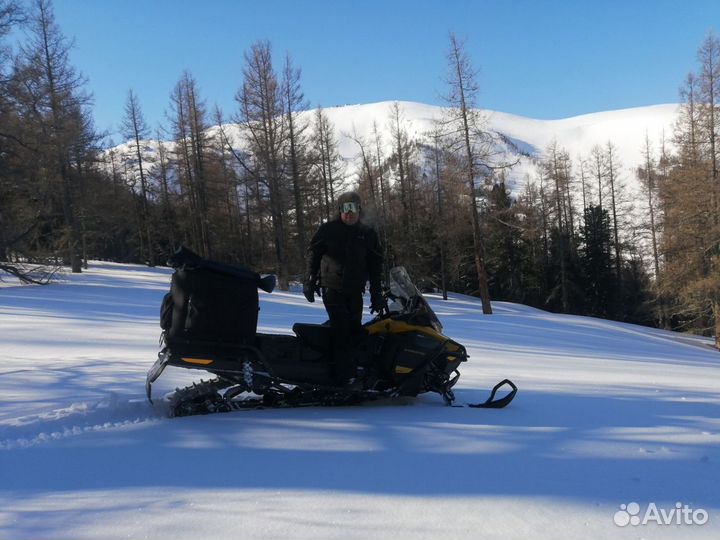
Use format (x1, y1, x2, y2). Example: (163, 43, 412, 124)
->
(1, 261, 719, 540)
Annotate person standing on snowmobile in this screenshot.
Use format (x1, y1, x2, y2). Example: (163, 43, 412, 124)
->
(303, 191, 384, 387)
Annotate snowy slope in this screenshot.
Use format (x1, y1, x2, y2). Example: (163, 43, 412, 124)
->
(1, 262, 719, 540)
(314, 101, 679, 191)
(113, 101, 679, 195)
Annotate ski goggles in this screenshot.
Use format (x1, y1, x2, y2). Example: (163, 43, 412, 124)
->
(340, 201, 360, 214)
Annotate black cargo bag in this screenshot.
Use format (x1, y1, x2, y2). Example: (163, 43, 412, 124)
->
(161, 246, 275, 345)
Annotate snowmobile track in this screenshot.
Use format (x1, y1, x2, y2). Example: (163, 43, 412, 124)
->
(166, 376, 371, 418)
(0, 394, 165, 450)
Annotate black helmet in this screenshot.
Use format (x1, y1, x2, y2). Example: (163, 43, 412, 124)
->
(337, 191, 362, 214)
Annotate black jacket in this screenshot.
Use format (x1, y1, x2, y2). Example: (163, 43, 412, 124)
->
(306, 219, 382, 293)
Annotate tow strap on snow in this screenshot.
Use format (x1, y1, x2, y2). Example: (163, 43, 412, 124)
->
(468, 379, 518, 409)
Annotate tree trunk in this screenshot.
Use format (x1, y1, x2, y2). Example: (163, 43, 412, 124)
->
(468, 183, 492, 313)
(287, 109, 306, 264)
(432, 133, 448, 301)
(606, 144, 622, 279)
(134, 134, 155, 266)
(713, 300, 720, 350)
(459, 87, 491, 313)
(446, 34, 492, 314)
(552, 151, 569, 312)
(59, 163, 82, 273)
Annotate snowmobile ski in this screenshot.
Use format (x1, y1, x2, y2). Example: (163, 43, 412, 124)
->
(467, 379, 518, 409)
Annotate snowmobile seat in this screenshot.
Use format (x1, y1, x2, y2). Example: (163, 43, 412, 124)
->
(292, 322, 333, 352)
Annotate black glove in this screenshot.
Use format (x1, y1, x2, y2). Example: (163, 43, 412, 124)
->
(369, 289, 384, 314)
(303, 276, 318, 303)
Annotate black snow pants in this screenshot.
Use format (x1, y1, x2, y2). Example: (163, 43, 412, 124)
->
(322, 287, 364, 383)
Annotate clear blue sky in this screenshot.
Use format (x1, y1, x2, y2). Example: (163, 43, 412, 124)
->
(39, 0, 720, 142)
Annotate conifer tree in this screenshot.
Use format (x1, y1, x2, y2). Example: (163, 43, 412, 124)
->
(282, 53, 309, 266)
(16, 0, 95, 272)
(307, 107, 343, 224)
(542, 142, 574, 311)
(658, 33, 720, 347)
(485, 182, 525, 303)
(169, 71, 211, 257)
(121, 89, 155, 265)
(579, 205, 614, 317)
(443, 33, 493, 313)
(235, 40, 290, 287)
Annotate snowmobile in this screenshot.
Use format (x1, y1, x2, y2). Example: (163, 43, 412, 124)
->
(146, 247, 517, 417)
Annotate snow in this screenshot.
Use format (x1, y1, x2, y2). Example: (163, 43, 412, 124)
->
(1, 262, 719, 539)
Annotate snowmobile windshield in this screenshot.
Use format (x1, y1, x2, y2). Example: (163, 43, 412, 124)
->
(387, 267, 443, 333)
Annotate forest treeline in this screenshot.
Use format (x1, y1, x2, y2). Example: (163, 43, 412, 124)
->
(0, 0, 718, 346)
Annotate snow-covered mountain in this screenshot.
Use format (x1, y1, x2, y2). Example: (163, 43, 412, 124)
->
(112, 101, 680, 194)
(1, 261, 718, 539)
(303, 101, 679, 190)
